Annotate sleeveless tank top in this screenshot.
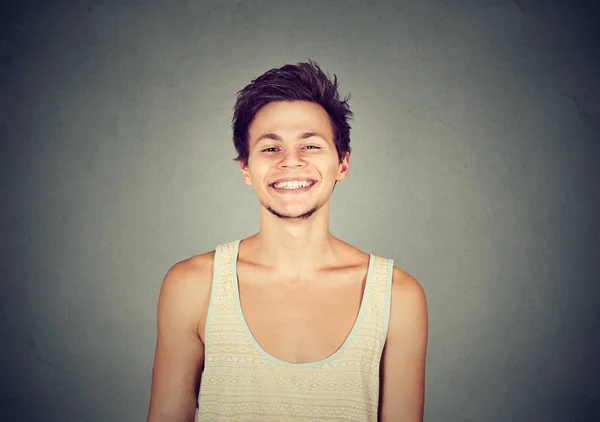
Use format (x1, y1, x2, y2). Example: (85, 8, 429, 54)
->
(196, 239, 394, 422)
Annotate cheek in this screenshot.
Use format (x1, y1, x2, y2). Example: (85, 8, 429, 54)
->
(246, 162, 270, 184)
(325, 159, 343, 174)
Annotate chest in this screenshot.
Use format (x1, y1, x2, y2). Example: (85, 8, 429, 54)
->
(236, 265, 368, 364)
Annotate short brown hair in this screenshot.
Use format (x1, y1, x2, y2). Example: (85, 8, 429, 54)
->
(232, 60, 353, 167)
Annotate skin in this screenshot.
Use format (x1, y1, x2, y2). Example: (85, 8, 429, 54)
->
(147, 100, 428, 421)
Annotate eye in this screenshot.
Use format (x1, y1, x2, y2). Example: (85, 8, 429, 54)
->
(304, 145, 320, 150)
(262, 147, 278, 152)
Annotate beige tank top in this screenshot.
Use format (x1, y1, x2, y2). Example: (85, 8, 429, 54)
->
(196, 239, 393, 422)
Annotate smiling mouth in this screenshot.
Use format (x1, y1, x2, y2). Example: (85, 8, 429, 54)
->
(269, 180, 317, 190)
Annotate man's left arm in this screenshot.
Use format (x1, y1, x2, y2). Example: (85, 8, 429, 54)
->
(379, 266, 429, 422)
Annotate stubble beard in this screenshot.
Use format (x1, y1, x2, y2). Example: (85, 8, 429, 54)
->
(266, 204, 319, 220)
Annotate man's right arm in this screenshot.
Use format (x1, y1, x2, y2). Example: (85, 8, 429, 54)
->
(146, 253, 214, 422)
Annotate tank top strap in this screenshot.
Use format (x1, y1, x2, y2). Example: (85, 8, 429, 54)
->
(203, 240, 245, 356)
(369, 255, 394, 348)
(343, 254, 394, 366)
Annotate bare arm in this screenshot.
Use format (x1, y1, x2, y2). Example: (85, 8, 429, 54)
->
(379, 266, 429, 422)
(147, 254, 213, 422)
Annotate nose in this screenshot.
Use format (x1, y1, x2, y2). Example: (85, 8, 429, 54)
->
(278, 147, 306, 168)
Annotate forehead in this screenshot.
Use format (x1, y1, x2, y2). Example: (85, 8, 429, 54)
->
(249, 101, 333, 141)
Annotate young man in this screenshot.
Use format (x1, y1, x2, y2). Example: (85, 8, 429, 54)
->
(147, 61, 428, 422)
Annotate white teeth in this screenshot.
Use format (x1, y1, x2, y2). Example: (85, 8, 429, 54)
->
(273, 180, 314, 189)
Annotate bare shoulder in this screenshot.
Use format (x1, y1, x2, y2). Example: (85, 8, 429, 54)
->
(148, 251, 216, 421)
(379, 267, 428, 420)
(159, 250, 216, 340)
(161, 251, 215, 298)
(163, 250, 215, 287)
(388, 266, 428, 339)
(390, 266, 426, 303)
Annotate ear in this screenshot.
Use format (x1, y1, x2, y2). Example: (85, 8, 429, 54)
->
(240, 160, 252, 185)
(336, 152, 350, 181)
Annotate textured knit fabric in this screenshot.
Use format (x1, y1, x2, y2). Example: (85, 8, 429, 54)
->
(196, 239, 393, 422)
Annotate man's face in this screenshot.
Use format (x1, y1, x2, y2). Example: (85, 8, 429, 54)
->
(241, 100, 349, 220)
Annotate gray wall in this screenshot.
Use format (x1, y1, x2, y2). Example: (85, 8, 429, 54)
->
(1, 1, 598, 421)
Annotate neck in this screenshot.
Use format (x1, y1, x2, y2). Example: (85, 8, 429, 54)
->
(247, 203, 340, 275)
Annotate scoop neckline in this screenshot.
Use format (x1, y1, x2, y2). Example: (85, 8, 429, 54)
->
(230, 238, 375, 368)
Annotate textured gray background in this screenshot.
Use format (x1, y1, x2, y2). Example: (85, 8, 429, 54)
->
(1, 0, 599, 421)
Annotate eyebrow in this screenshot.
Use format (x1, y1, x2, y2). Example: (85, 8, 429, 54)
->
(254, 132, 327, 145)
